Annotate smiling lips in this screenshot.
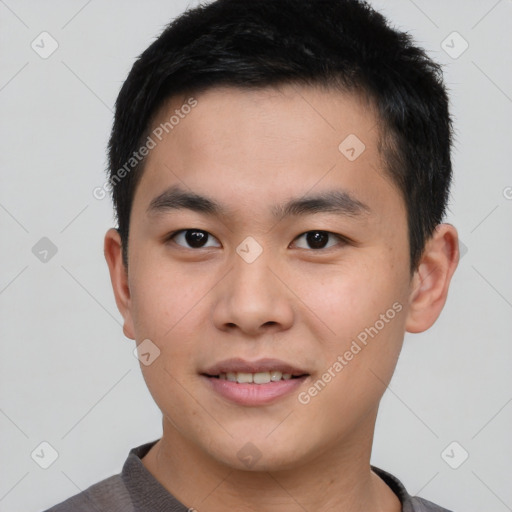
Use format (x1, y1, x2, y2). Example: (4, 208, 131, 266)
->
(201, 357, 310, 406)
(216, 370, 295, 384)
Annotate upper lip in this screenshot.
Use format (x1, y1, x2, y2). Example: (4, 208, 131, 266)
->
(202, 358, 309, 376)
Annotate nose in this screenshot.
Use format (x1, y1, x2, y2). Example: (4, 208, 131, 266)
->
(212, 251, 295, 337)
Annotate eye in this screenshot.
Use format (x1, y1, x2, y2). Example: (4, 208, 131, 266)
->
(292, 230, 345, 250)
(169, 229, 221, 249)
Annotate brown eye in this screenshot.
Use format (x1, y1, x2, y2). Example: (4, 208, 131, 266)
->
(293, 230, 344, 250)
(171, 229, 221, 249)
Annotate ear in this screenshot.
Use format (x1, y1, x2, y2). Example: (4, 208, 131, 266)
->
(104, 228, 136, 340)
(405, 223, 459, 333)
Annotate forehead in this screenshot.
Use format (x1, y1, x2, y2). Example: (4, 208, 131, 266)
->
(133, 84, 404, 226)
(150, 83, 379, 164)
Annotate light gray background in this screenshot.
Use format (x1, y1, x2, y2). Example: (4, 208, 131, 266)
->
(1, 1, 511, 511)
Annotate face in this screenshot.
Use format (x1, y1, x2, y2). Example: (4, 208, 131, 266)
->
(109, 84, 422, 471)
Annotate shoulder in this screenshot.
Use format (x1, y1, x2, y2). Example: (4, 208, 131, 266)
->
(42, 474, 133, 512)
(371, 466, 454, 512)
(408, 495, 454, 512)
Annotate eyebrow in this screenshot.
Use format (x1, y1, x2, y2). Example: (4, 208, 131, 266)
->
(147, 184, 371, 220)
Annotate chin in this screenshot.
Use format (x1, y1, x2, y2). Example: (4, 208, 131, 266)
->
(205, 433, 312, 472)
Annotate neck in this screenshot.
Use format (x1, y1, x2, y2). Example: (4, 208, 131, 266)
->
(142, 413, 401, 512)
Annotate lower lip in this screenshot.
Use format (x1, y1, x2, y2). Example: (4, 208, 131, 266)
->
(201, 375, 308, 406)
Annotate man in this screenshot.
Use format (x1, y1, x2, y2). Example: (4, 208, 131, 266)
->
(46, 0, 459, 510)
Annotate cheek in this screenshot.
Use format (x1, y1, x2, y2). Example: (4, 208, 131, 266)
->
(296, 304, 406, 434)
(293, 255, 407, 391)
(129, 261, 210, 415)
(129, 258, 209, 341)
(293, 254, 405, 339)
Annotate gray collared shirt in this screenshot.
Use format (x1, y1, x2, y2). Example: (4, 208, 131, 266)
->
(43, 440, 453, 512)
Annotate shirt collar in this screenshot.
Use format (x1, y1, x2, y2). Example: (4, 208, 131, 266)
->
(122, 440, 436, 512)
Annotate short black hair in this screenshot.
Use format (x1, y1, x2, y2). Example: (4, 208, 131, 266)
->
(108, 0, 453, 273)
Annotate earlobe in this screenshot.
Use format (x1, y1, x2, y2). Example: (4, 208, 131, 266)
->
(104, 228, 136, 340)
(405, 223, 459, 334)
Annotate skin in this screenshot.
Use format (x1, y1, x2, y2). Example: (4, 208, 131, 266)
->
(104, 84, 459, 512)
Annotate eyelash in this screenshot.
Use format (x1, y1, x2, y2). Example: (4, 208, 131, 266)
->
(166, 229, 348, 251)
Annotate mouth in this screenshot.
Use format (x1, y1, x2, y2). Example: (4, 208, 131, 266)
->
(203, 370, 308, 384)
(200, 358, 310, 406)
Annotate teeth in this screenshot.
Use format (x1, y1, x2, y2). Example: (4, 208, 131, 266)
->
(236, 372, 253, 384)
(253, 372, 271, 384)
(217, 370, 298, 383)
(270, 370, 282, 381)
